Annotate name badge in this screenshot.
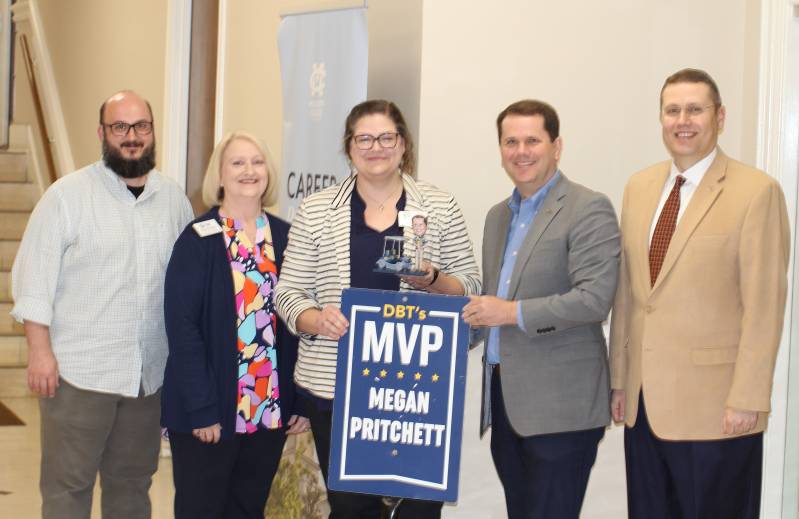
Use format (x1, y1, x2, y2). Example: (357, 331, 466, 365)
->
(192, 219, 223, 237)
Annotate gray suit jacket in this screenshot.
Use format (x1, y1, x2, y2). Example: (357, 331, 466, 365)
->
(480, 174, 620, 437)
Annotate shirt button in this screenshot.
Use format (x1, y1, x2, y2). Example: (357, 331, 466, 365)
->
(645, 305, 653, 313)
(506, 280, 510, 284)
(512, 251, 517, 256)
(520, 224, 526, 228)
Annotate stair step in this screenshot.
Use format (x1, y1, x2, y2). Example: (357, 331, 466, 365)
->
(0, 212, 29, 240)
(0, 151, 28, 183)
(0, 241, 18, 270)
(0, 335, 26, 367)
(0, 367, 29, 397)
(0, 304, 23, 335)
(8, 124, 30, 149)
(0, 183, 37, 211)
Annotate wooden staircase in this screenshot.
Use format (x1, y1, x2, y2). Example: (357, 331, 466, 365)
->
(0, 127, 39, 397)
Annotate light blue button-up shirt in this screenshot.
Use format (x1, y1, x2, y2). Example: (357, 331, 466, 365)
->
(10, 161, 194, 396)
(486, 171, 560, 365)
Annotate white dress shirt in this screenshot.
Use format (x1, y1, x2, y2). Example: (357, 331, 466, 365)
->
(648, 149, 717, 247)
(11, 161, 194, 397)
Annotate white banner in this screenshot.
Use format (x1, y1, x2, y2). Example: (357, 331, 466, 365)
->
(278, 8, 368, 221)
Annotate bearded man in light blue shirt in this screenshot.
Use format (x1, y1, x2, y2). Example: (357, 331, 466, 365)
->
(11, 90, 193, 519)
(463, 99, 620, 519)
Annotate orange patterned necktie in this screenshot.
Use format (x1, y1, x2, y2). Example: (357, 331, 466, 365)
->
(649, 175, 686, 286)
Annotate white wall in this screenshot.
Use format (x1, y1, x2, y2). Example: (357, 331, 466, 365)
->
(416, 1, 761, 517)
(33, 0, 168, 171)
(417, 0, 758, 249)
(219, 0, 284, 165)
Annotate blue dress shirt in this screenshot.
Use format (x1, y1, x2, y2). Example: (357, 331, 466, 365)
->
(486, 171, 561, 365)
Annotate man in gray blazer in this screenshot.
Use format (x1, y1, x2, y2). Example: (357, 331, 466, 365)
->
(463, 99, 620, 519)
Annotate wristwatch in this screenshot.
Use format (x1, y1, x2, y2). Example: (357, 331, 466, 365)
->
(429, 267, 440, 286)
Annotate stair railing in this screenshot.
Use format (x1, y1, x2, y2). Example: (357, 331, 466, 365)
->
(18, 33, 55, 185)
(11, 0, 74, 186)
(0, 0, 13, 148)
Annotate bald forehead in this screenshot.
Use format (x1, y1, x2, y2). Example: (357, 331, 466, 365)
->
(100, 92, 153, 124)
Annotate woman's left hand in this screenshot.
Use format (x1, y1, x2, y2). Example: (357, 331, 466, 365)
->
(401, 261, 436, 291)
(286, 415, 311, 435)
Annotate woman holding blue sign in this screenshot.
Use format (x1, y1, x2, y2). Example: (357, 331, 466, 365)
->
(162, 132, 308, 519)
(275, 100, 481, 518)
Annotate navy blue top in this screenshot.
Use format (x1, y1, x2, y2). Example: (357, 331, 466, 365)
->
(349, 187, 405, 291)
(161, 207, 301, 440)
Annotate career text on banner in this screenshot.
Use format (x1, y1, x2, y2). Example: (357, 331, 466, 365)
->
(277, 8, 368, 221)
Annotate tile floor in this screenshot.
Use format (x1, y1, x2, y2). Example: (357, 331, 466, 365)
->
(0, 349, 628, 518)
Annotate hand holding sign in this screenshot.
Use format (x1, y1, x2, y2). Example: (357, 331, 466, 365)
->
(304, 305, 350, 339)
(462, 295, 518, 328)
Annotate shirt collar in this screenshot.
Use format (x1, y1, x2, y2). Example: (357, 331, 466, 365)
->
(669, 148, 716, 187)
(508, 170, 561, 214)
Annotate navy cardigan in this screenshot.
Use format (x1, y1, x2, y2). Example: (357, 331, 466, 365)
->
(161, 207, 300, 440)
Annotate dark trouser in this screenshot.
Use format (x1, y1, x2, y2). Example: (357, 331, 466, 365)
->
(39, 379, 162, 519)
(490, 368, 604, 519)
(625, 393, 762, 519)
(304, 399, 443, 519)
(169, 427, 286, 519)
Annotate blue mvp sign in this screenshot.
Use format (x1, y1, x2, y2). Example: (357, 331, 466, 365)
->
(328, 288, 470, 502)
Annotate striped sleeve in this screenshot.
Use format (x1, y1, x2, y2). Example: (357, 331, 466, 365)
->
(436, 192, 481, 295)
(274, 197, 323, 336)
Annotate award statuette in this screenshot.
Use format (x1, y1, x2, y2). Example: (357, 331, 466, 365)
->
(373, 215, 429, 277)
(410, 215, 428, 272)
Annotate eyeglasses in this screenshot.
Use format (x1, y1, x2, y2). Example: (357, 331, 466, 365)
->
(661, 104, 715, 119)
(352, 132, 400, 150)
(104, 120, 154, 137)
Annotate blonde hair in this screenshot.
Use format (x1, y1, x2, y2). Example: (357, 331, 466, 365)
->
(201, 131, 279, 207)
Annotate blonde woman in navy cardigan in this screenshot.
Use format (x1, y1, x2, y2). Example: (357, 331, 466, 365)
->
(275, 100, 481, 519)
(162, 132, 308, 519)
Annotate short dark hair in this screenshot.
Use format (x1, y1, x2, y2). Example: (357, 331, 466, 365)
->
(496, 99, 560, 142)
(343, 99, 415, 175)
(99, 93, 153, 124)
(660, 68, 722, 109)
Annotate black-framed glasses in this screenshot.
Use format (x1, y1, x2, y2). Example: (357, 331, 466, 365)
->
(104, 120, 154, 137)
(352, 132, 400, 150)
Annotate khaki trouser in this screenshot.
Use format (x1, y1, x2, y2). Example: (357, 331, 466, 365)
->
(39, 379, 161, 519)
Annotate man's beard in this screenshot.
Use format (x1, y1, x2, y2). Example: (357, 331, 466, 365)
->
(102, 138, 156, 179)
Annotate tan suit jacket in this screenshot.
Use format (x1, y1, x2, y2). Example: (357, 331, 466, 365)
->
(609, 149, 790, 440)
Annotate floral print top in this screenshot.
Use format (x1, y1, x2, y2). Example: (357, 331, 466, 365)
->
(220, 214, 282, 433)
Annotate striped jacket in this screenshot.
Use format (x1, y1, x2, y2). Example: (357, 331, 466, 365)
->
(275, 173, 481, 399)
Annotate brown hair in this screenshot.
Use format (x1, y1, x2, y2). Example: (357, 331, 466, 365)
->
(496, 99, 560, 142)
(343, 99, 415, 175)
(660, 68, 722, 109)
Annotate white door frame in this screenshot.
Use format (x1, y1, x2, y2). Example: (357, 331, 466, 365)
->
(161, 0, 192, 189)
(0, 0, 13, 147)
(758, 1, 799, 517)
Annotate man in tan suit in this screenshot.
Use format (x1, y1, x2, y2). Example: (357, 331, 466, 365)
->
(609, 68, 789, 518)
